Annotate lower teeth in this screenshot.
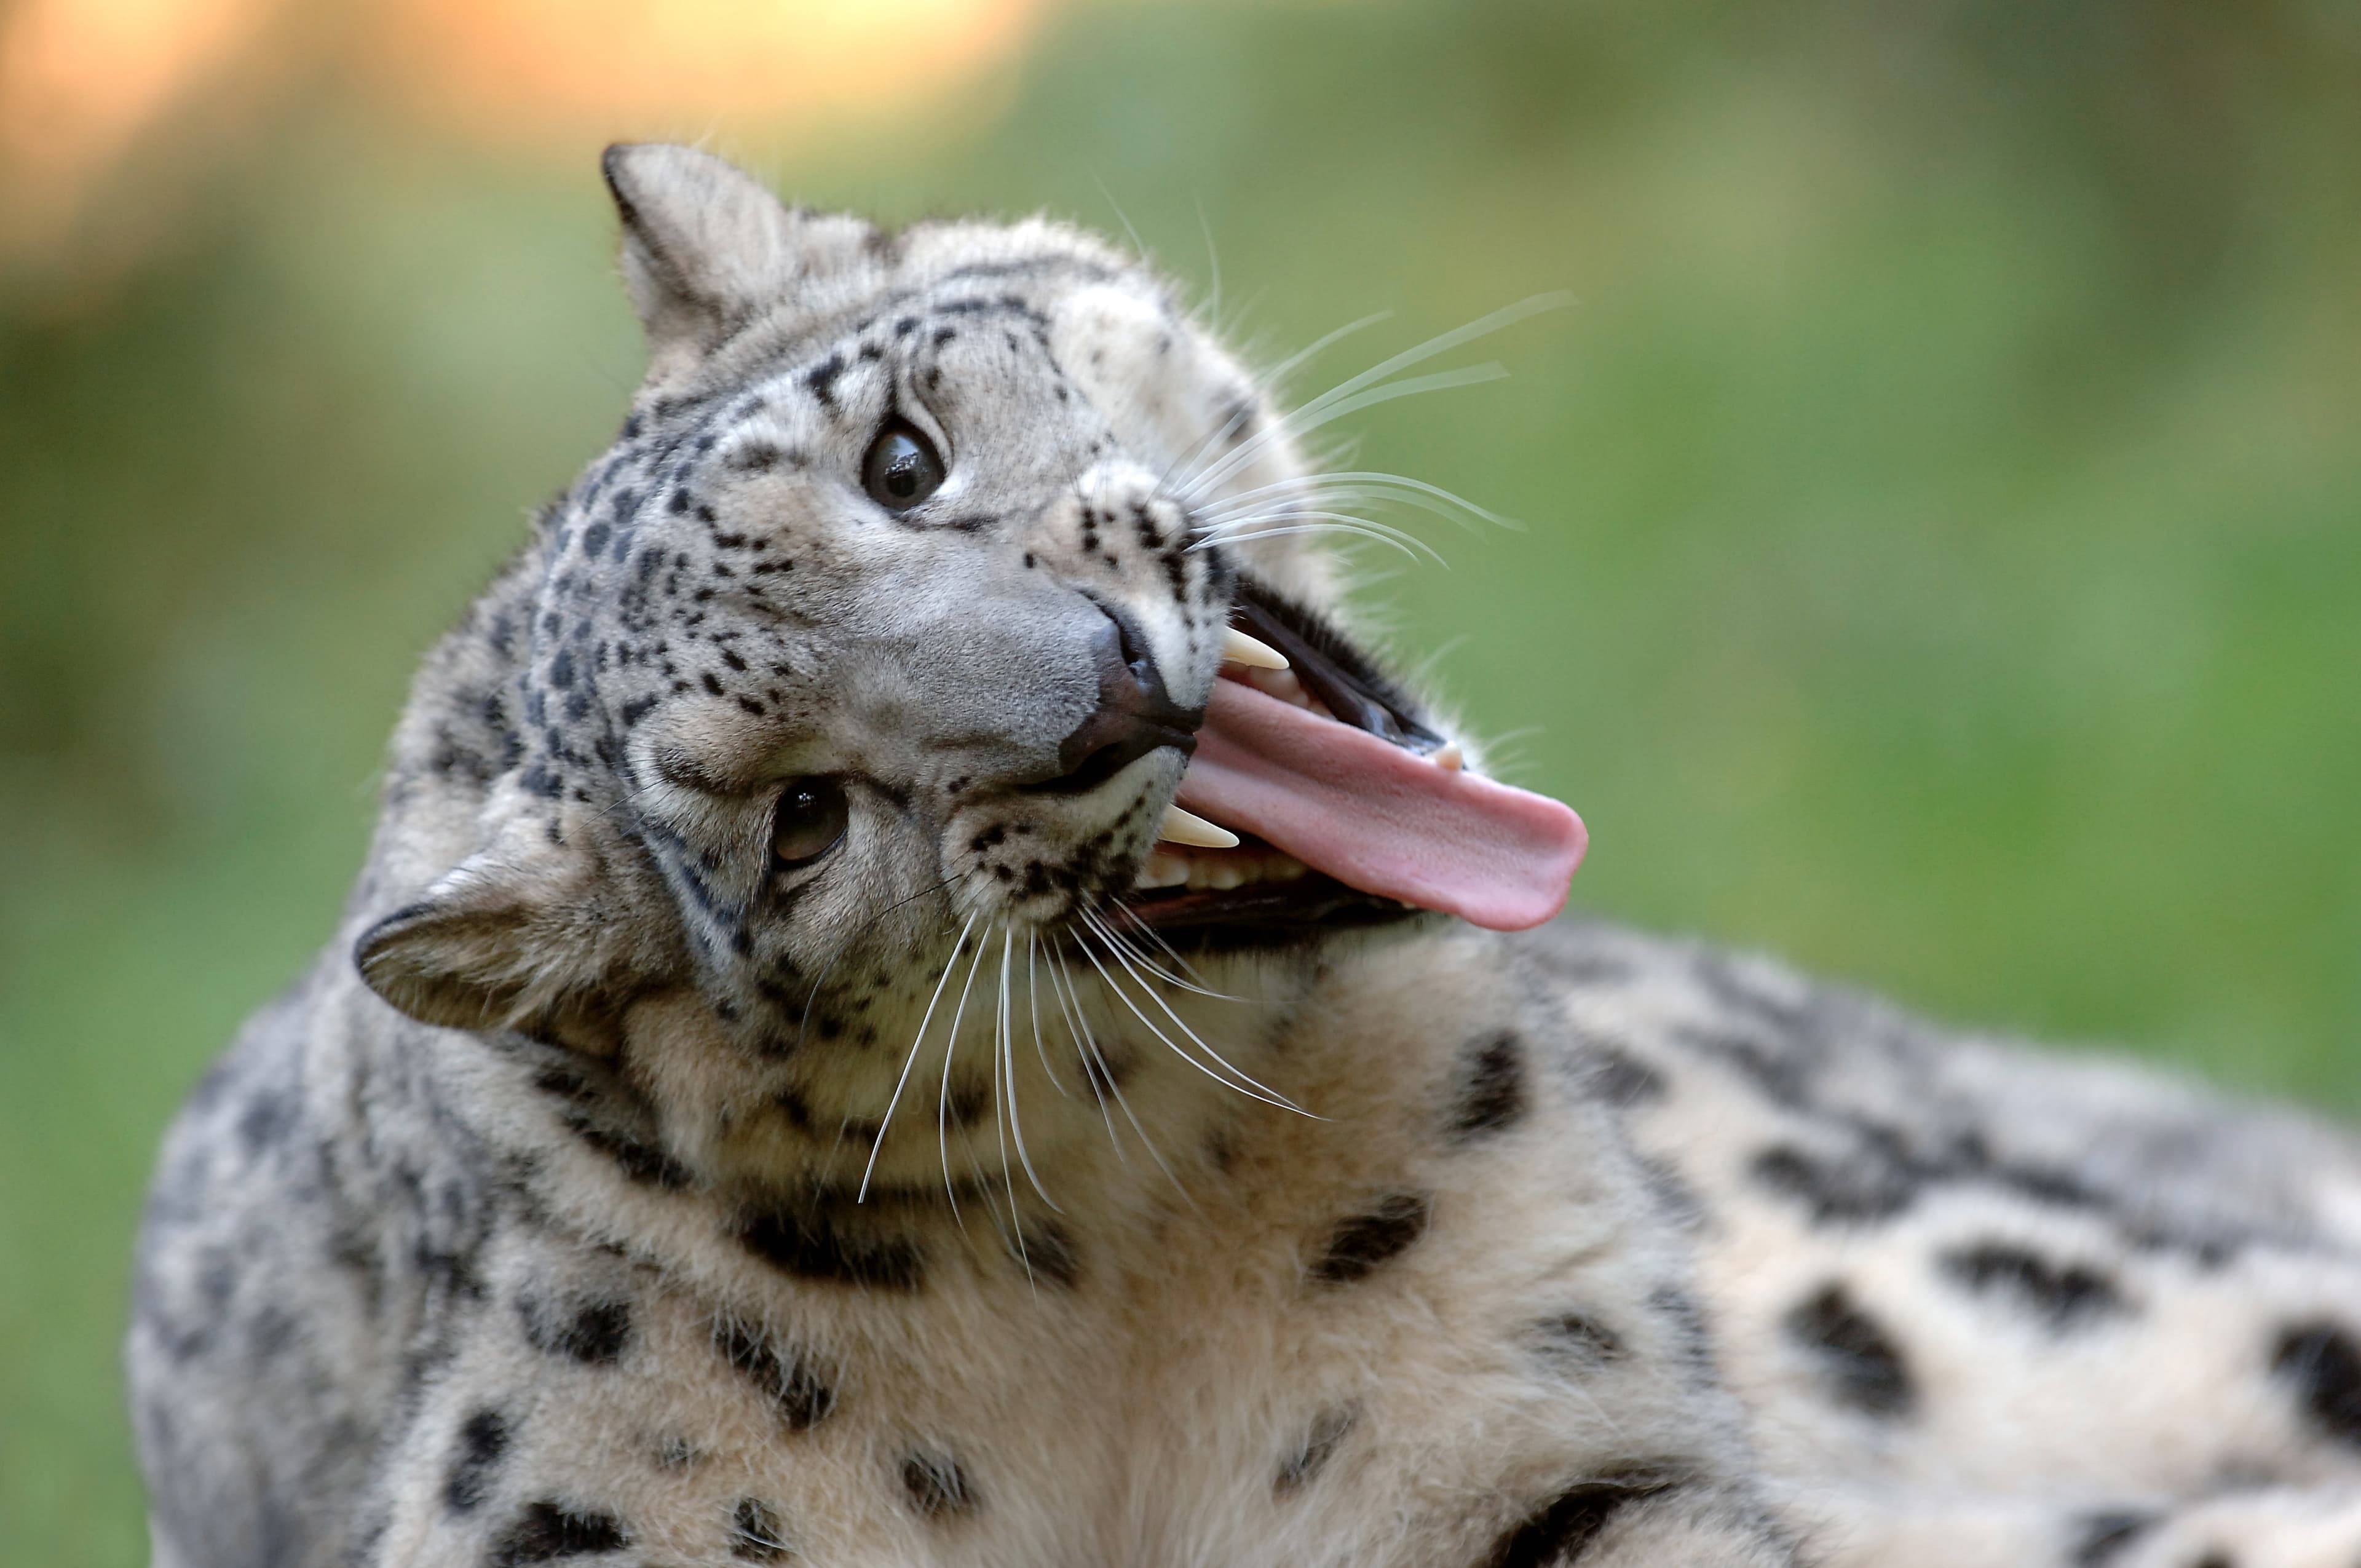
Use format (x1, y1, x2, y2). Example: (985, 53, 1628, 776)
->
(1135, 849, 1309, 893)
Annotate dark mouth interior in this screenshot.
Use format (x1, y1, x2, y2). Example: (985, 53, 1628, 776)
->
(1115, 575, 1441, 949)
(1116, 860, 1417, 953)
(1226, 594, 1445, 756)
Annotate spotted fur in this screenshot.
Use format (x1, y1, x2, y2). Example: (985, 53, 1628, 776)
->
(129, 145, 2361, 1568)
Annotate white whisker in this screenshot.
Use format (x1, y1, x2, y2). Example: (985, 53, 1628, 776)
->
(1178, 291, 1569, 502)
(1193, 490, 1443, 532)
(1000, 929, 1057, 1211)
(1187, 521, 1441, 560)
(1051, 941, 1192, 1205)
(1093, 904, 1239, 1000)
(1026, 930, 1070, 1098)
(934, 921, 994, 1224)
(1192, 469, 1514, 532)
(1262, 311, 1393, 392)
(859, 913, 975, 1203)
(1082, 911, 1311, 1114)
(1188, 511, 1444, 563)
(1195, 196, 1222, 334)
(1094, 176, 1150, 268)
(1046, 932, 1125, 1160)
(1075, 918, 1306, 1117)
(1157, 311, 1398, 498)
(1195, 496, 1452, 532)
(991, 931, 1037, 1288)
(1182, 363, 1511, 505)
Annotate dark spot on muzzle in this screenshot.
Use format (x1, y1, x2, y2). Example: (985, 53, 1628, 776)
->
(1030, 602, 1202, 794)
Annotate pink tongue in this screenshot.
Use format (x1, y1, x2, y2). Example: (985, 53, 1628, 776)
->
(1173, 679, 1587, 932)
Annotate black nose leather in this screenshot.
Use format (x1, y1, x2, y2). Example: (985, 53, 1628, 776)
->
(1035, 605, 1204, 794)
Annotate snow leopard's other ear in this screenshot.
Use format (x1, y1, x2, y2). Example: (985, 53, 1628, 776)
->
(354, 796, 679, 1053)
(601, 143, 873, 373)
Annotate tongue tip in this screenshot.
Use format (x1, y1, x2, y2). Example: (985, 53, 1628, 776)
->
(1179, 679, 1592, 935)
(1439, 804, 1588, 932)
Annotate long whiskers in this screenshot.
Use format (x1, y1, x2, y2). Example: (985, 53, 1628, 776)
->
(1090, 903, 1239, 1000)
(990, 930, 1040, 1289)
(1045, 936, 1125, 1160)
(1184, 364, 1509, 507)
(859, 911, 975, 1203)
(998, 928, 1057, 1211)
(935, 921, 995, 1224)
(1169, 295, 1568, 568)
(1074, 911, 1309, 1117)
(1025, 930, 1071, 1098)
(1048, 939, 1192, 1205)
(854, 890, 1291, 1224)
(1260, 311, 1393, 395)
(1176, 293, 1570, 505)
(1086, 913, 1302, 1112)
(1191, 469, 1515, 533)
(1186, 512, 1444, 563)
(1153, 310, 1392, 497)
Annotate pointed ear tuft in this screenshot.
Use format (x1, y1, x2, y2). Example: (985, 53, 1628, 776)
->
(602, 142, 849, 368)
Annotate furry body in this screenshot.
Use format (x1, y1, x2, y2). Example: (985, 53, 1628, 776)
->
(130, 147, 2361, 1567)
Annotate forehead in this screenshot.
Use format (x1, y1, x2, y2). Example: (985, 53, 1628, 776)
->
(671, 229, 1222, 454)
(695, 223, 1135, 389)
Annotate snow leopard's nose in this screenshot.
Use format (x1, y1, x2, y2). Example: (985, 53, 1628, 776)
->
(1030, 602, 1203, 795)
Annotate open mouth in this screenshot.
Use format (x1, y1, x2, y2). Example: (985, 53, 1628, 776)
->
(1117, 577, 1588, 945)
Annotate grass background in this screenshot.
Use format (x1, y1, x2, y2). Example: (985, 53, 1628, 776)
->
(2, 0, 2357, 1557)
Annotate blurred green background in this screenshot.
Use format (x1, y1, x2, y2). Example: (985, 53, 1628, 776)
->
(2, 0, 2357, 1556)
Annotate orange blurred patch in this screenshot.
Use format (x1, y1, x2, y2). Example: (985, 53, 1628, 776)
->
(0, 0, 279, 252)
(0, 0, 1051, 271)
(371, 0, 1048, 146)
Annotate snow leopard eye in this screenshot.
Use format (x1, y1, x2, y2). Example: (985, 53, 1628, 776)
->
(860, 419, 945, 510)
(770, 777, 849, 867)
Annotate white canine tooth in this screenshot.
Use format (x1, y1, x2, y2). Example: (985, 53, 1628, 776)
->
(1158, 803, 1239, 849)
(1432, 743, 1464, 772)
(1221, 628, 1289, 670)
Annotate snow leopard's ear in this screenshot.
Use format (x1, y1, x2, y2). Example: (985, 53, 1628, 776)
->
(354, 800, 676, 1053)
(601, 143, 871, 373)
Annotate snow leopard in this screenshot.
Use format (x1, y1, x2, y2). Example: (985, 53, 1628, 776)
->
(127, 143, 2361, 1568)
